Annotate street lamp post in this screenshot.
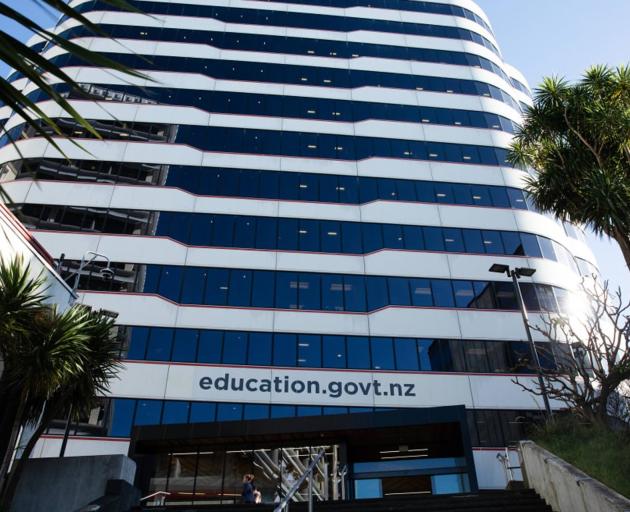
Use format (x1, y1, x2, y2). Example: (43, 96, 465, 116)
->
(489, 263, 553, 417)
(59, 251, 115, 457)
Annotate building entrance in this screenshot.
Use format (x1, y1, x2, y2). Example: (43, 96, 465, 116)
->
(146, 444, 343, 506)
(132, 406, 475, 507)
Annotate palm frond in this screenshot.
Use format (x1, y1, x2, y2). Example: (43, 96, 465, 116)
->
(0, 0, 150, 159)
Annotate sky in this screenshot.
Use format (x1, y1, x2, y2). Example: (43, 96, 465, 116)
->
(1, 0, 629, 293)
(475, 0, 630, 294)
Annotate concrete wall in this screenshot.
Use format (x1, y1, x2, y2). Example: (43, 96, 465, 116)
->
(520, 440, 630, 512)
(10, 454, 136, 512)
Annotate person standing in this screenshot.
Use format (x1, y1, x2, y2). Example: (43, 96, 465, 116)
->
(242, 474, 256, 504)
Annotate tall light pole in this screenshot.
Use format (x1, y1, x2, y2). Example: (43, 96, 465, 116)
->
(59, 251, 115, 457)
(489, 263, 552, 417)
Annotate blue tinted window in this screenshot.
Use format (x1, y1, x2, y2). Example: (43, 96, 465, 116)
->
(252, 270, 275, 307)
(127, 327, 149, 359)
(135, 400, 162, 426)
(323, 335, 346, 368)
(274, 334, 297, 366)
(197, 330, 222, 363)
(453, 281, 475, 308)
(162, 401, 190, 424)
(520, 233, 542, 258)
(271, 405, 295, 418)
(180, 268, 206, 304)
(462, 230, 484, 253)
(322, 274, 344, 311)
(171, 329, 197, 362)
(443, 228, 465, 252)
(481, 231, 504, 254)
(394, 338, 419, 370)
(299, 273, 321, 310)
(388, 277, 411, 306)
(223, 332, 248, 364)
(146, 328, 173, 361)
(344, 276, 366, 311)
(228, 270, 252, 306)
(424, 227, 445, 251)
(276, 272, 298, 309)
(432, 280, 455, 307)
(298, 334, 321, 367)
(190, 402, 216, 423)
(294, 405, 320, 417)
(158, 266, 182, 301)
(410, 279, 432, 306)
(205, 269, 229, 305)
(347, 336, 371, 369)
(367, 277, 388, 310)
(110, 399, 136, 437)
(217, 403, 243, 421)
(371, 337, 395, 370)
(244, 404, 269, 420)
(248, 332, 272, 365)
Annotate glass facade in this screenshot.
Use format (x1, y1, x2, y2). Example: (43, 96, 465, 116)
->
(0, 0, 597, 489)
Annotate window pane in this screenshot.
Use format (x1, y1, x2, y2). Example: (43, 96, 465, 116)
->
(135, 399, 162, 426)
(217, 403, 242, 421)
(228, 270, 252, 306)
(171, 329, 197, 362)
(274, 334, 297, 366)
(197, 330, 222, 363)
(252, 270, 275, 307)
(394, 338, 419, 370)
(248, 332, 272, 365)
(298, 273, 321, 310)
(276, 272, 299, 309)
(453, 281, 475, 308)
(410, 279, 433, 306)
(344, 275, 366, 312)
(431, 280, 455, 307)
(146, 328, 173, 361)
(110, 399, 136, 437)
(223, 332, 248, 364)
(190, 402, 216, 423)
(347, 336, 370, 369)
(162, 401, 190, 424)
(127, 327, 149, 359)
(205, 269, 229, 305)
(367, 277, 388, 311)
(323, 335, 346, 368)
(371, 337, 395, 370)
(298, 334, 322, 367)
(322, 274, 345, 311)
(388, 277, 411, 306)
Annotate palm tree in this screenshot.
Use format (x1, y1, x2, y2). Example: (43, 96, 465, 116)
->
(0, 258, 122, 508)
(0, 257, 48, 486)
(0, 305, 122, 509)
(0, 0, 148, 205)
(508, 65, 630, 270)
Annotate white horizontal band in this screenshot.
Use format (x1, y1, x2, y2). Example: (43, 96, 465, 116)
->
(3, 99, 514, 148)
(33, 230, 582, 288)
(8, 67, 524, 122)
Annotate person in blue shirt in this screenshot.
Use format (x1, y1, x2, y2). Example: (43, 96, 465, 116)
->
(242, 474, 256, 504)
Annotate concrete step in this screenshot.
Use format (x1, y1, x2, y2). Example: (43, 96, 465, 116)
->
(140, 489, 552, 512)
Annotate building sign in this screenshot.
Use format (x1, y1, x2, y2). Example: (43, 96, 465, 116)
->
(109, 362, 549, 410)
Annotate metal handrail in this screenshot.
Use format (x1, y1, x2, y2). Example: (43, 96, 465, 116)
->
(139, 490, 171, 505)
(274, 448, 326, 512)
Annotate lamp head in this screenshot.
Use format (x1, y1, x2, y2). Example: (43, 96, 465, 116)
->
(515, 267, 536, 277)
(489, 263, 510, 276)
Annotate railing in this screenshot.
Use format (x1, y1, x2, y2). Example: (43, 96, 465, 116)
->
(274, 448, 326, 512)
(496, 447, 521, 484)
(140, 490, 171, 506)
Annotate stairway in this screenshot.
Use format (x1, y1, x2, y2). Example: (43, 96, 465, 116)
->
(140, 489, 552, 512)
